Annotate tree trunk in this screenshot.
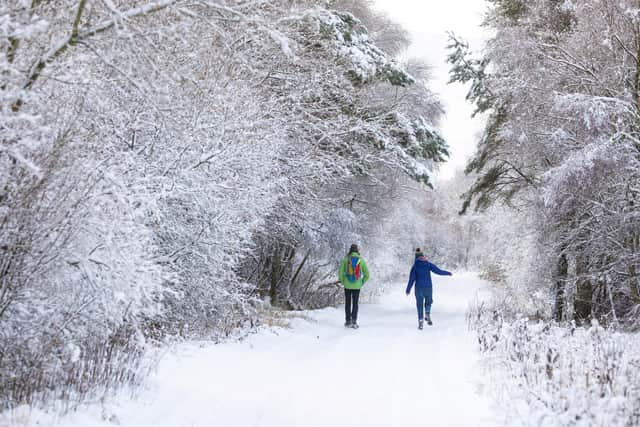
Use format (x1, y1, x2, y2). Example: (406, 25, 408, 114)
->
(269, 251, 280, 307)
(553, 252, 567, 322)
(574, 254, 592, 324)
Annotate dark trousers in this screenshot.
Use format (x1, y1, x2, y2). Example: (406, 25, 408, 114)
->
(344, 288, 360, 322)
(415, 286, 433, 320)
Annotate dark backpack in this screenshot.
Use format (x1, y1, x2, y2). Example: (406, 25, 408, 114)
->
(345, 256, 361, 282)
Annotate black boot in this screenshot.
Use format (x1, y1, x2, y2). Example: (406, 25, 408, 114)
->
(425, 313, 432, 326)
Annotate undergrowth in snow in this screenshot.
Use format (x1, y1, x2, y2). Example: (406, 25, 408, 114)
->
(469, 303, 640, 427)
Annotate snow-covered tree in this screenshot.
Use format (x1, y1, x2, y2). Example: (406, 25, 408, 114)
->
(1, 0, 449, 408)
(450, 0, 640, 326)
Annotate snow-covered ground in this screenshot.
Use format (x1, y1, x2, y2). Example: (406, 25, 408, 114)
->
(6, 273, 500, 427)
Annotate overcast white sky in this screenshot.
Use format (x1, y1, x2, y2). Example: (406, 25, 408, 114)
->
(373, 0, 489, 181)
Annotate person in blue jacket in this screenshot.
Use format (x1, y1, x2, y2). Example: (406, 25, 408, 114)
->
(405, 248, 452, 329)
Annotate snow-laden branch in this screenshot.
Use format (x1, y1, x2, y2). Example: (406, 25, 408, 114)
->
(24, 0, 180, 90)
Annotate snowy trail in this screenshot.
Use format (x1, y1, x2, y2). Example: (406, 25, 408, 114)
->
(17, 273, 499, 427)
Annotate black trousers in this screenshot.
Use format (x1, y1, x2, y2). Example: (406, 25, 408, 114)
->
(344, 289, 360, 322)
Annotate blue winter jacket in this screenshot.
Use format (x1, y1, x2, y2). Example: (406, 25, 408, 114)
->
(406, 256, 452, 293)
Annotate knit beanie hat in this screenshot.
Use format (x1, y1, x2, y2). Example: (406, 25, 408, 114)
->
(349, 244, 359, 254)
(415, 248, 424, 257)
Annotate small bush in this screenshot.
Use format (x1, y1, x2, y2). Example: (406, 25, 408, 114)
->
(469, 302, 640, 426)
(0, 325, 152, 413)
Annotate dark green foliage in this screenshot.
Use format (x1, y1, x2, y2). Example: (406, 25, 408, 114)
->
(309, 10, 446, 188)
(405, 121, 450, 163)
(447, 30, 538, 214)
(449, 0, 574, 216)
(458, 106, 512, 214)
(385, 66, 415, 87)
(387, 116, 450, 188)
(446, 34, 493, 116)
(409, 124, 449, 188)
(488, 0, 527, 24)
(447, 34, 511, 213)
(459, 157, 534, 215)
(318, 10, 414, 88)
(464, 110, 504, 175)
(451, 0, 574, 214)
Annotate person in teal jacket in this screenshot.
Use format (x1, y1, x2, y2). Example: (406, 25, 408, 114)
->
(339, 244, 370, 329)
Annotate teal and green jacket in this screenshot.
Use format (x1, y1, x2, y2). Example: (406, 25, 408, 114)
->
(339, 252, 370, 290)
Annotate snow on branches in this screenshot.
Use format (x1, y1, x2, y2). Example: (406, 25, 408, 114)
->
(310, 9, 414, 87)
(451, 0, 640, 325)
(0, 0, 449, 410)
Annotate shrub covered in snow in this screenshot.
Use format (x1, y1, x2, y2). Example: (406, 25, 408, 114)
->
(470, 303, 640, 426)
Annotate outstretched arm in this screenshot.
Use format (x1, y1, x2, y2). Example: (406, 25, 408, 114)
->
(406, 266, 416, 294)
(430, 263, 452, 276)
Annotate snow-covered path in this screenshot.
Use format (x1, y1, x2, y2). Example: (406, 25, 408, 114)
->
(18, 273, 499, 427)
